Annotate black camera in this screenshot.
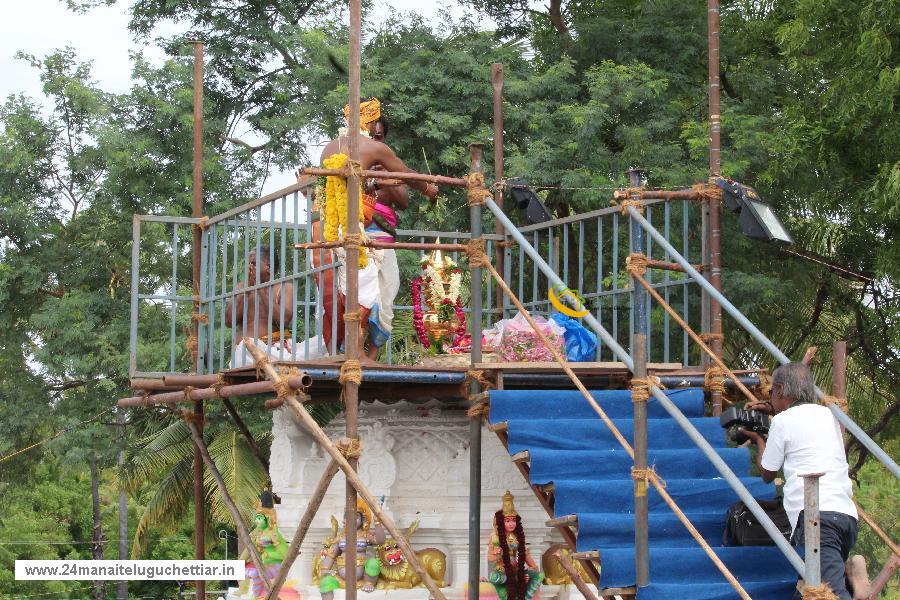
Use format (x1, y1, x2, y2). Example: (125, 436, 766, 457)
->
(719, 406, 771, 444)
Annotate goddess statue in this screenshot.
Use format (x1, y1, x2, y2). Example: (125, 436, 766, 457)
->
(238, 491, 299, 599)
(486, 491, 544, 600)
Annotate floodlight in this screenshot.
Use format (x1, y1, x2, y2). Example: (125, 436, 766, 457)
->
(507, 178, 552, 225)
(714, 178, 793, 244)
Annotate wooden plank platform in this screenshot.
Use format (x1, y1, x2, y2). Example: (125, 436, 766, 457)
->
(571, 550, 600, 561)
(546, 514, 578, 527)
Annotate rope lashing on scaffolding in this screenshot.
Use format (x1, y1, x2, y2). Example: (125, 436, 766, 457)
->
(465, 369, 494, 389)
(625, 253, 650, 277)
(613, 188, 645, 214)
(821, 395, 849, 413)
(180, 407, 205, 426)
(797, 582, 839, 600)
(705, 366, 727, 394)
(336, 437, 363, 460)
(692, 182, 724, 202)
(699, 332, 725, 344)
(631, 466, 666, 489)
(184, 333, 199, 362)
(271, 366, 305, 402)
(465, 172, 492, 206)
(191, 311, 209, 325)
(339, 359, 363, 386)
(465, 238, 490, 268)
(755, 371, 773, 400)
(342, 159, 364, 180)
(630, 376, 664, 402)
(191, 216, 209, 233)
(254, 354, 271, 381)
(342, 232, 367, 252)
(467, 399, 489, 421)
(211, 374, 228, 397)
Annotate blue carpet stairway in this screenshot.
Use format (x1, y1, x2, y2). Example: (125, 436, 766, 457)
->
(489, 388, 798, 599)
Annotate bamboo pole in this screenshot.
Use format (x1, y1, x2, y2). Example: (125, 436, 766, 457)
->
(189, 40, 206, 598)
(183, 415, 271, 593)
(492, 63, 505, 313)
(855, 502, 900, 558)
(117, 376, 310, 407)
(866, 553, 899, 600)
(632, 272, 757, 404)
(553, 551, 599, 600)
(222, 397, 269, 471)
(344, 0, 363, 595)
(294, 240, 469, 252)
(243, 341, 447, 600)
(303, 167, 467, 187)
(479, 261, 752, 600)
(265, 460, 340, 600)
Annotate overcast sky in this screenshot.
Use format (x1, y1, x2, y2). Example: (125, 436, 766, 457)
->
(0, 0, 487, 196)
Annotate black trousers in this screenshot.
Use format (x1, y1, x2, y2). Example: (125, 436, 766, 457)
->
(790, 510, 858, 600)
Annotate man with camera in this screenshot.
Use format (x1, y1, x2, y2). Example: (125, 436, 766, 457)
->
(740, 362, 869, 599)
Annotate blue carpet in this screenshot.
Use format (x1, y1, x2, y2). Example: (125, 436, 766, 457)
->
(489, 388, 798, 599)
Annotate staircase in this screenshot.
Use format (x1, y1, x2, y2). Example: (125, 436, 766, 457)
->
(489, 388, 798, 599)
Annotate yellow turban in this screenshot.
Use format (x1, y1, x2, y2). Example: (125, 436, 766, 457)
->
(343, 97, 381, 128)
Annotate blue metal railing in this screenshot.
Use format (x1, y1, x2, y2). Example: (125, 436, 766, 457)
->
(128, 182, 704, 377)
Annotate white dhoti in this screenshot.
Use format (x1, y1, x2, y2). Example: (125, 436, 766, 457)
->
(229, 335, 328, 368)
(334, 246, 399, 348)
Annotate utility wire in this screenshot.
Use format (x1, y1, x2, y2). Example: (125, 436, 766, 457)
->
(0, 408, 113, 465)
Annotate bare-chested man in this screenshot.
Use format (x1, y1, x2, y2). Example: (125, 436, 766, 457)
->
(319, 98, 438, 362)
(225, 246, 295, 367)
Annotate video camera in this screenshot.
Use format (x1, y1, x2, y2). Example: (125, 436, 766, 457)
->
(719, 406, 771, 444)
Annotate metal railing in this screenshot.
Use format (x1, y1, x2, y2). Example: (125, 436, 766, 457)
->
(505, 199, 701, 363)
(129, 184, 704, 377)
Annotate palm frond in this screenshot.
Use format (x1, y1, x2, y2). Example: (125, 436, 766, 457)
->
(204, 430, 270, 527)
(131, 455, 194, 558)
(121, 420, 193, 494)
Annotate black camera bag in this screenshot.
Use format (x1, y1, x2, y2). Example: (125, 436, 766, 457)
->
(723, 497, 793, 546)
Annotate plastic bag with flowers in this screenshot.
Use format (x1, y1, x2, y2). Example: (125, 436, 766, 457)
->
(496, 313, 565, 362)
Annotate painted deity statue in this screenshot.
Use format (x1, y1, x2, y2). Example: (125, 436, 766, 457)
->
(238, 491, 299, 599)
(318, 498, 385, 599)
(486, 491, 544, 600)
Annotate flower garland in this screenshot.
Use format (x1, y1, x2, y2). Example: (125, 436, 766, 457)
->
(411, 276, 429, 348)
(411, 278, 467, 350)
(322, 152, 367, 268)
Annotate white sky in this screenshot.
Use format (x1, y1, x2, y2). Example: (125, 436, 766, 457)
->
(0, 0, 488, 201)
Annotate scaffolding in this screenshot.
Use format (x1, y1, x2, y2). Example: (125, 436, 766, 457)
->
(118, 0, 900, 598)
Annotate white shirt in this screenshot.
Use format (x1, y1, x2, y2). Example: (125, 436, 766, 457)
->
(760, 403, 857, 532)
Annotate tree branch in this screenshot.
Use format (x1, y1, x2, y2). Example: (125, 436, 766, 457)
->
(785, 276, 829, 357)
(847, 397, 900, 478)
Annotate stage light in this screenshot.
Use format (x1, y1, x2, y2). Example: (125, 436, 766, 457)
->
(506, 178, 552, 225)
(714, 178, 793, 244)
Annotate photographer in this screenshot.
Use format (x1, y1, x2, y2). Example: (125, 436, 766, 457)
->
(740, 362, 868, 600)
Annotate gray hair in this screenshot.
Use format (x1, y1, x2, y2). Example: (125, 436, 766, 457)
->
(772, 362, 817, 404)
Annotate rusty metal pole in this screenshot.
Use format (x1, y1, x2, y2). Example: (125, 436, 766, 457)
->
(707, 0, 724, 416)
(189, 40, 206, 600)
(492, 64, 505, 313)
(632, 334, 649, 587)
(468, 143, 485, 600)
(344, 0, 363, 596)
(801, 473, 825, 587)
